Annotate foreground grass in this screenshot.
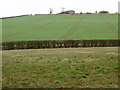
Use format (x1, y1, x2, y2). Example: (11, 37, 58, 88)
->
(2, 47, 119, 88)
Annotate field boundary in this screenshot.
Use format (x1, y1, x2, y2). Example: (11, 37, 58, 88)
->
(1, 39, 120, 50)
(1, 15, 30, 19)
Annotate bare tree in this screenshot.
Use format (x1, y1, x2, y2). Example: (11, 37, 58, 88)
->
(49, 8, 53, 14)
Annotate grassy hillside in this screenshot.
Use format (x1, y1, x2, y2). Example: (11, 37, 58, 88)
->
(2, 14, 118, 42)
(2, 47, 118, 88)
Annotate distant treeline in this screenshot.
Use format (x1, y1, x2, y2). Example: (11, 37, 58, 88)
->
(1, 40, 120, 50)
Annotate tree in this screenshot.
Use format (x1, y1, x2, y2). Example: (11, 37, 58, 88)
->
(95, 11, 97, 13)
(99, 11, 109, 13)
(86, 12, 91, 14)
(80, 12, 82, 14)
(61, 7, 65, 12)
(49, 8, 53, 14)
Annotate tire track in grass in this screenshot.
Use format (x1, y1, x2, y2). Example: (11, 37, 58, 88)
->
(58, 23, 76, 40)
(100, 15, 119, 38)
(63, 22, 79, 40)
(58, 17, 84, 40)
(59, 22, 77, 40)
(109, 23, 118, 32)
(100, 15, 118, 34)
(105, 22, 118, 33)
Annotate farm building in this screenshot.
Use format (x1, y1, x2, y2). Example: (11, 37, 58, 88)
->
(59, 10, 75, 14)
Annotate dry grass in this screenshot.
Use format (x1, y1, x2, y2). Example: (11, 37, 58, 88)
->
(2, 47, 119, 88)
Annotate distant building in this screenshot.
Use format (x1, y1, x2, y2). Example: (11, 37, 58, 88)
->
(59, 10, 75, 14)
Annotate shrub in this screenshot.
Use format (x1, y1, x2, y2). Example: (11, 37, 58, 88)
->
(99, 11, 109, 13)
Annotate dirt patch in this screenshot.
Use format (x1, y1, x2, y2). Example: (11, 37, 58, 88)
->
(106, 52, 118, 56)
(79, 51, 95, 53)
(62, 58, 69, 61)
(52, 57, 58, 59)
(11, 55, 23, 57)
(0, 51, 2, 55)
(84, 59, 100, 62)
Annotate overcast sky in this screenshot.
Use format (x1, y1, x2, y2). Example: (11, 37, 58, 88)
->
(0, 0, 119, 17)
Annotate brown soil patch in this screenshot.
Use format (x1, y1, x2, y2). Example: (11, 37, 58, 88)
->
(106, 52, 118, 56)
(62, 58, 69, 61)
(0, 51, 2, 55)
(84, 59, 99, 62)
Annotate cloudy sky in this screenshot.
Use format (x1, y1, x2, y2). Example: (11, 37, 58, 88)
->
(0, 0, 119, 17)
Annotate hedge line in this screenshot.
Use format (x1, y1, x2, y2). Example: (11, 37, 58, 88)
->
(1, 40, 120, 50)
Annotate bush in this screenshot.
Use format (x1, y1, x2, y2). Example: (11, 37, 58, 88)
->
(86, 12, 92, 14)
(99, 11, 109, 13)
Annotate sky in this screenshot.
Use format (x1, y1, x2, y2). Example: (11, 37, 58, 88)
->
(0, 0, 119, 17)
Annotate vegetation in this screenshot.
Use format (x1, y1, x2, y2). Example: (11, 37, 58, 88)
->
(49, 8, 53, 14)
(86, 12, 92, 14)
(99, 11, 109, 13)
(2, 14, 118, 42)
(2, 13, 119, 88)
(2, 47, 119, 88)
(2, 40, 120, 50)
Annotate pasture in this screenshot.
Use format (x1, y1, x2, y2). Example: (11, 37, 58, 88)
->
(2, 47, 119, 88)
(2, 14, 119, 88)
(2, 14, 118, 42)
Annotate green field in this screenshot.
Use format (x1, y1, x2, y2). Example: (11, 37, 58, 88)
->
(2, 14, 118, 42)
(2, 14, 119, 88)
(2, 47, 118, 88)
